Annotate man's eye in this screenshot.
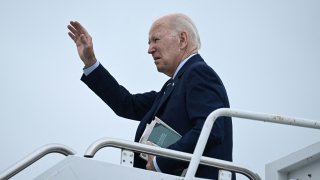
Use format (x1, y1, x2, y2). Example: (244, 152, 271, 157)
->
(154, 38, 159, 42)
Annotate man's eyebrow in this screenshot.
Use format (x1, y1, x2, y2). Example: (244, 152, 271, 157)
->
(148, 35, 156, 44)
(148, 35, 153, 44)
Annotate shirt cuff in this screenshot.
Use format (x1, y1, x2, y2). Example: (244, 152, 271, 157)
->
(83, 61, 100, 76)
(153, 156, 162, 172)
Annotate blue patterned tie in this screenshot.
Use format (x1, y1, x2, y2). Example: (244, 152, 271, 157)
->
(164, 78, 174, 95)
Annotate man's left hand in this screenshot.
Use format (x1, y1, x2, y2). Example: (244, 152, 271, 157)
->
(146, 155, 156, 171)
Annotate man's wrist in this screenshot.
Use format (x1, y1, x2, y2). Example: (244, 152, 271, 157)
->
(83, 60, 100, 76)
(84, 58, 97, 68)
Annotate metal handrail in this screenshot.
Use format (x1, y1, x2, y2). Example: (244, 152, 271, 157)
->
(185, 108, 320, 179)
(84, 137, 261, 180)
(0, 143, 76, 180)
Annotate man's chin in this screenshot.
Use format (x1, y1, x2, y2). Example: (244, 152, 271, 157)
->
(156, 67, 162, 73)
(156, 66, 165, 74)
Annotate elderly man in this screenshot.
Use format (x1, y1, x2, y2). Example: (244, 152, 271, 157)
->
(68, 13, 234, 180)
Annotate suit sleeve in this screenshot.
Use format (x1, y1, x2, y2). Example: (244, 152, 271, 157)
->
(81, 64, 157, 120)
(156, 64, 229, 173)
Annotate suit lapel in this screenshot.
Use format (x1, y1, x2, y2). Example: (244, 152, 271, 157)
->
(135, 54, 204, 141)
(157, 81, 175, 108)
(153, 79, 175, 115)
(153, 54, 203, 115)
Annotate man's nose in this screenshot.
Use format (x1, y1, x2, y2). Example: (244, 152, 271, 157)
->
(148, 44, 155, 54)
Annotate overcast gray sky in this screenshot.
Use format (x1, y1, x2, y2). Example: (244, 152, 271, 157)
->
(1, 0, 320, 179)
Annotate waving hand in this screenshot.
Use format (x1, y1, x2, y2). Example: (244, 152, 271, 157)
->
(68, 21, 97, 68)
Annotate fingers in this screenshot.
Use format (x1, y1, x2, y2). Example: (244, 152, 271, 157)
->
(147, 154, 153, 161)
(67, 21, 91, 43)
(68, 32, 76, 42)
(67, 24, 79, 37)
(146, 154, 155, 171)
(69, 21, 89, 36)
(67, 23, 79, 43)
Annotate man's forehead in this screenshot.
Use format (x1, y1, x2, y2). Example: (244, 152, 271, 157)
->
(149, 26, 162, 38)
(150, 21, 164, 31)
(149, 21, 170, 36)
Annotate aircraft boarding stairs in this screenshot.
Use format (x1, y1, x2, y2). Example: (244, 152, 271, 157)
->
(1, 108, 319, 180)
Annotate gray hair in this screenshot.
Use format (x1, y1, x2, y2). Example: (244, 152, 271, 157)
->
(166, 13, 201, 50)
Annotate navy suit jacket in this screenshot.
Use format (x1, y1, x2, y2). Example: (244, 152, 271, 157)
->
(81, 54, 234, 179)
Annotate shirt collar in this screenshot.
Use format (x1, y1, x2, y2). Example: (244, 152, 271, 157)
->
(172, 53, 197, 79)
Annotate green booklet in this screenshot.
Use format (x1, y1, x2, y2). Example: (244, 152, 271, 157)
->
(148, 123, 181, 148)
(139, 117, 182, 160)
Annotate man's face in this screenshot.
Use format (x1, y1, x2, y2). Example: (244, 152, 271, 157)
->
(148, 22, 182, 77)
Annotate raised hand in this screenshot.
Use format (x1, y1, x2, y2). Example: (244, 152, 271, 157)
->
(68, 21, 97, 68)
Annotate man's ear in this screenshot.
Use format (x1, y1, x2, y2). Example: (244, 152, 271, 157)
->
(179, 31, 188, 49)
